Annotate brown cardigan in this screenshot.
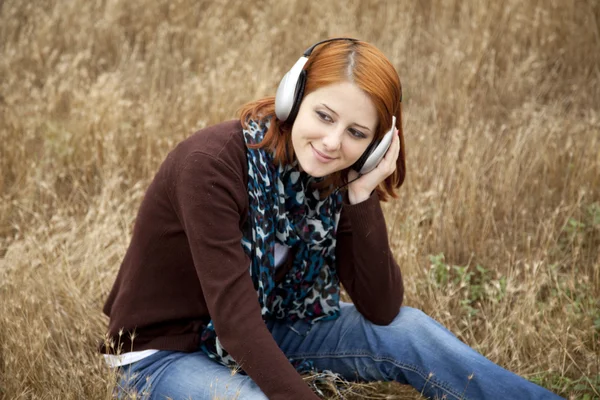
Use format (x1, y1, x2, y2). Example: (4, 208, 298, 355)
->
(101, 119, 404, 399)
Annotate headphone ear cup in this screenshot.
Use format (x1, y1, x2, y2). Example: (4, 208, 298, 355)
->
(352, 115, 396, 174)
(275, 57, 309, 121)
(274, 72, 291, 121)
(351, 140, 379, 172)
(285, 70, 306, 124)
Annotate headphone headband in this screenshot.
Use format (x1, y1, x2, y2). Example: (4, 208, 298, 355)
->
(302, 37, 359, 57)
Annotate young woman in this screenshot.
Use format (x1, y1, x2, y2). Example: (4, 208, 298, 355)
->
(101, 38, 563, 400)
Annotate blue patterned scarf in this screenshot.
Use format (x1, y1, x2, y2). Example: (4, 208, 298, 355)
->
(200, 118, 343, 369)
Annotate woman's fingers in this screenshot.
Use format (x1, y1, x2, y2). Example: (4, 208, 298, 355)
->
(347, 129, 400, 199)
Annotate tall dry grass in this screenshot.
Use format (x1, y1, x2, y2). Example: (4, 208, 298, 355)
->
(1, 0, 599, 398)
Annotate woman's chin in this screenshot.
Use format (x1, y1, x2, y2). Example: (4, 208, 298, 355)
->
(296, 160, 329, 178)
(301, 165, 346, 179)
(296, 154, 352, 178)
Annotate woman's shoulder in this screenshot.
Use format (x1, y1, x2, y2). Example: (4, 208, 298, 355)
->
(167, 119, 247, 171)
(151, 119, 248, 191)
(183, 119, 245, 158)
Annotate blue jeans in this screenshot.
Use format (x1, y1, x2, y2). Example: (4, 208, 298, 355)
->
(116, 303, 563, 399)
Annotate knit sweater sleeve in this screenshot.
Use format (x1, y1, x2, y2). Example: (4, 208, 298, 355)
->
(172, 151, 318, 400)
(336, 192, 404, 325)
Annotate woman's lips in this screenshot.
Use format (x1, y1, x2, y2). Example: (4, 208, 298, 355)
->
(311, 144, 337, 163)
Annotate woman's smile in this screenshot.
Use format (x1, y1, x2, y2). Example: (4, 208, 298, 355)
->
(310, 144, 338, 163)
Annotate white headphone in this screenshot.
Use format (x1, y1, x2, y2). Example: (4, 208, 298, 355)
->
(274, 38, 397, 175)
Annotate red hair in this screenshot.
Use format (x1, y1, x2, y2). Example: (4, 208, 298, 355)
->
(238, 40, 405, 201)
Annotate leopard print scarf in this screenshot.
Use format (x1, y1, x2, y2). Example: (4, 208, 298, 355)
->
(200, 118, 343, 368)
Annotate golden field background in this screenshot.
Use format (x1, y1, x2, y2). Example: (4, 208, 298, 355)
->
(1, 0, 599, 398)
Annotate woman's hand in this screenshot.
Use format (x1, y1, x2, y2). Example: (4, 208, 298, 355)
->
(347, 127, 401, 204)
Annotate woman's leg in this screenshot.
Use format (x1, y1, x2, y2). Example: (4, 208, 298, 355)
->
(268, 302, 564, 400)
(116, 350, 268, 400)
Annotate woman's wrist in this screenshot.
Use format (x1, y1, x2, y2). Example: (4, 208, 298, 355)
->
(347, 188, 372, 205)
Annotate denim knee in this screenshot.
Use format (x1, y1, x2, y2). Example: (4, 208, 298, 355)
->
(388, 306, 432, 330)
(370, 306, 451, 346)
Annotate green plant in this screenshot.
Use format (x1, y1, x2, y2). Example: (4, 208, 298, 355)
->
(428, 253, 507, 318)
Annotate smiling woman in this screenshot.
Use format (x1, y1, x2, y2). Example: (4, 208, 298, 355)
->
(241, 39, 405, 202)
(100, 38, 565, 400)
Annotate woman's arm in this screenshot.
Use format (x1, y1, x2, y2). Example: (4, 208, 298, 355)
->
(173, 150, 319, 400)
(335, 192, 404, 325)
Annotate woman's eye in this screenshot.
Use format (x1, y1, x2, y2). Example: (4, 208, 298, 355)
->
(316, 111, 332, 122)
(349, 128, 366, 139)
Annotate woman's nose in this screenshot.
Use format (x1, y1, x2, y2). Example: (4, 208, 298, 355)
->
(321, 127, 343, 152)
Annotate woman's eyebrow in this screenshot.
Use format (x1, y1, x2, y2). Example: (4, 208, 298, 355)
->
(321, 103, 372, 132)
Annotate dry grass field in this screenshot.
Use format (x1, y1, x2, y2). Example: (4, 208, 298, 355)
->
(1, 0, 599, 399)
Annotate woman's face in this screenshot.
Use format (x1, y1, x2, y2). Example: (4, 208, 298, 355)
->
(291, 81, 378, 178)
